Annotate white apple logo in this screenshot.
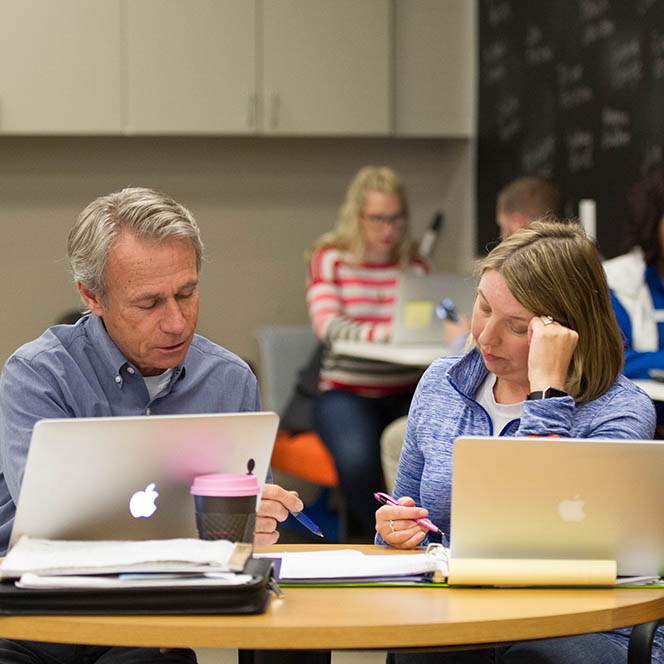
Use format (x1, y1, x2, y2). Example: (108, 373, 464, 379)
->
(129, 482, 159, 518)
(557, 494, 585, 522)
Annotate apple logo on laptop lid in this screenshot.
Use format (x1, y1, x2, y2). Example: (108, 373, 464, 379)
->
(129, 482, 159, 519)
(558, 494, 585, 522)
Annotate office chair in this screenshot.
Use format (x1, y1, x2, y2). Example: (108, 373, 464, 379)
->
(256, 326, 345, 541)
(629, 618, 664, 663)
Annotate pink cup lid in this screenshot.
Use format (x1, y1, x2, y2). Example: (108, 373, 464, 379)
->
(190, 473, 259, 497)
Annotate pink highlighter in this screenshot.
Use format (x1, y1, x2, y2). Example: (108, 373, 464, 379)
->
(374, 491, 448, 543)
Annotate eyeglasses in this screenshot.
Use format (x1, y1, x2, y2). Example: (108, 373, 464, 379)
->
(364, 213, 405, 227)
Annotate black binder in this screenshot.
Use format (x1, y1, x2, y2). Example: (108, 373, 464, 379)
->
(0, 557, 273, 615)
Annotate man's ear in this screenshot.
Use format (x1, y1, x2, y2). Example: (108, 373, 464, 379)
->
(77, 283, 104, 317)
(512, 211, 531, 231)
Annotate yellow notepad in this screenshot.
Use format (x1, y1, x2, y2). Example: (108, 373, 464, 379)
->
(448, 558, 617, 586)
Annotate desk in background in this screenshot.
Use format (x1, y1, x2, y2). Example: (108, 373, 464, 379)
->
(0, 545, 662, 657)
(633, 379, 664, 439)
(329, 355, 664, 405)
(633, 379, 664, 404)
(332, 340, 444, 367)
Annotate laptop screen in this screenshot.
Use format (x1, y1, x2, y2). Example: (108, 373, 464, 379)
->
(392, 273, 476, 345)
(10, 411, 278, 548)
(450, 436, 664, 577)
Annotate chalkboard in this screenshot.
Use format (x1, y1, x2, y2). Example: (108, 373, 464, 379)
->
(477, 0, 664, 258)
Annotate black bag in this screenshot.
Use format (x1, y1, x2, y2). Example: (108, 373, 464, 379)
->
(279, 342, 324, 434)
(0, 557, 274, 615)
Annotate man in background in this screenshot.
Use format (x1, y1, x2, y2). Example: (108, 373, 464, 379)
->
(495, 175, 563, 240)
(0, 187, 301, 663)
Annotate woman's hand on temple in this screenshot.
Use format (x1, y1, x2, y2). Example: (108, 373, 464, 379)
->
(527, 316, 578, 392)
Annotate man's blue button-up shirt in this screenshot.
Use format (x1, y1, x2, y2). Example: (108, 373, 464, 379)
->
(0, 314, 261, 554)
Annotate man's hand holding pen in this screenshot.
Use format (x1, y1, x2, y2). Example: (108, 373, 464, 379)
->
(375, 495, 434, 549)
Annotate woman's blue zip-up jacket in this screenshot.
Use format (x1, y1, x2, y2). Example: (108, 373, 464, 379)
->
(377, 348, 655, 546)
(374, 348, 658, 658)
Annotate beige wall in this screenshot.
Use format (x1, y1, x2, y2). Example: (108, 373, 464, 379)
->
(0, 136, 474, 383)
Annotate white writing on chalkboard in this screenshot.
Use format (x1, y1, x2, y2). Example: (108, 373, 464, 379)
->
(610, 39, 642, 89)
(583, 17, 615, 45)
(602, 108, 631, 150)
(522, 137, 555, 174)
(489, 1, 512, 26)
(477, 0, 664, 259)
(498, 95, 521, 143)
(580, 0, 609, 21)
(567, 130, 594, 172)
(483, 41, 507, 84)
(525, 24, 553, 66)
(558, 64, 593, 109)
(560, 86, 593, 109)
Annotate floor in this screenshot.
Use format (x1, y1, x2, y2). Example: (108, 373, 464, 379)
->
(195, 650, 387, 664)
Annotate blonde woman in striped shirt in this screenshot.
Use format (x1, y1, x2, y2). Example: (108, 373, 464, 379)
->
(306, 166, 428, 539)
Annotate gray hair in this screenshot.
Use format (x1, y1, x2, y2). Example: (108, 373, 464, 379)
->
(68, 187, 204, 302)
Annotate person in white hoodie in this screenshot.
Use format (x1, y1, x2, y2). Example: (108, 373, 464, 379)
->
(604, 166, 664, 392)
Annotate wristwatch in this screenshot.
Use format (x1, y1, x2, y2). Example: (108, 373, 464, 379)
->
(526, 386, 568, 400)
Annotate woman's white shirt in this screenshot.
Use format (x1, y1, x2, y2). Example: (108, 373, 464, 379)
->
(474, 372, 522, 435)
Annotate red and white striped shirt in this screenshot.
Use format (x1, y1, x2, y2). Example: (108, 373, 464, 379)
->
(307, 246, 428, 397)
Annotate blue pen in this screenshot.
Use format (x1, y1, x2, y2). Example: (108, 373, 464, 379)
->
(374, 492, 449, 546)
(290, 510, 324, 538)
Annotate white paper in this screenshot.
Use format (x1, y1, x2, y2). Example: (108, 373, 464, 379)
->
(1, 536, 242, 578)
(16, 571, 253, 590)
(615, 575, 663, 585)
(274, 549, 447, 580)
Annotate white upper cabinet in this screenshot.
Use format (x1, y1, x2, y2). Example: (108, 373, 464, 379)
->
(261, 0, 390, 135)
(0, 0, 122, 134)
(394, 0, 475, 137)
(126, 0, 256, 134)
(127, 0, 391, 135)
(0, 0, 474, 136)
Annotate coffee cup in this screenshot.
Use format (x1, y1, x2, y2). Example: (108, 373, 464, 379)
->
(190, 474, 259, 542)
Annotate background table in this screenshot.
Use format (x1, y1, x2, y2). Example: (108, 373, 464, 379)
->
(331, 340, 444, 367)
(0, 545, 663, 652)
(633, 379, 664, 403)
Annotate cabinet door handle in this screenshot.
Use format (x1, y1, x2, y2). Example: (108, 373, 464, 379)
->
(270, 92, 280, 130)
(247, 92, 257, 129)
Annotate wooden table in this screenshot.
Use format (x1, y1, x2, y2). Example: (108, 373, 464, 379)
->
(0, 545, 663, 653)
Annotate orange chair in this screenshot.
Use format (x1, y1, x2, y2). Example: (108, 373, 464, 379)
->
(271, 430, 338, 487)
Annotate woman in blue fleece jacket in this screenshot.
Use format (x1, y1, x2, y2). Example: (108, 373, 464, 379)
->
(376, 221, 658, 664)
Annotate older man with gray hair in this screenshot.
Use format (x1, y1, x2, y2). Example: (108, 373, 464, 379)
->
(0, 187, 301, 663)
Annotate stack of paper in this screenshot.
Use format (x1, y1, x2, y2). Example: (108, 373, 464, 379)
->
(1, 536, 254, 590)
(258, 547, 449, 584)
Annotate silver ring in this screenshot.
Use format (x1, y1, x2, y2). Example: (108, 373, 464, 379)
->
(389, 520, 396, 533)
(542, 315, 554, 326)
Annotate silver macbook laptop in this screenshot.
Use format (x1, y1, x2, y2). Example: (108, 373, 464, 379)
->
(9, 411, 278, 548)
(450, 436, 664, 577)
(391, 273, 476, 345)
